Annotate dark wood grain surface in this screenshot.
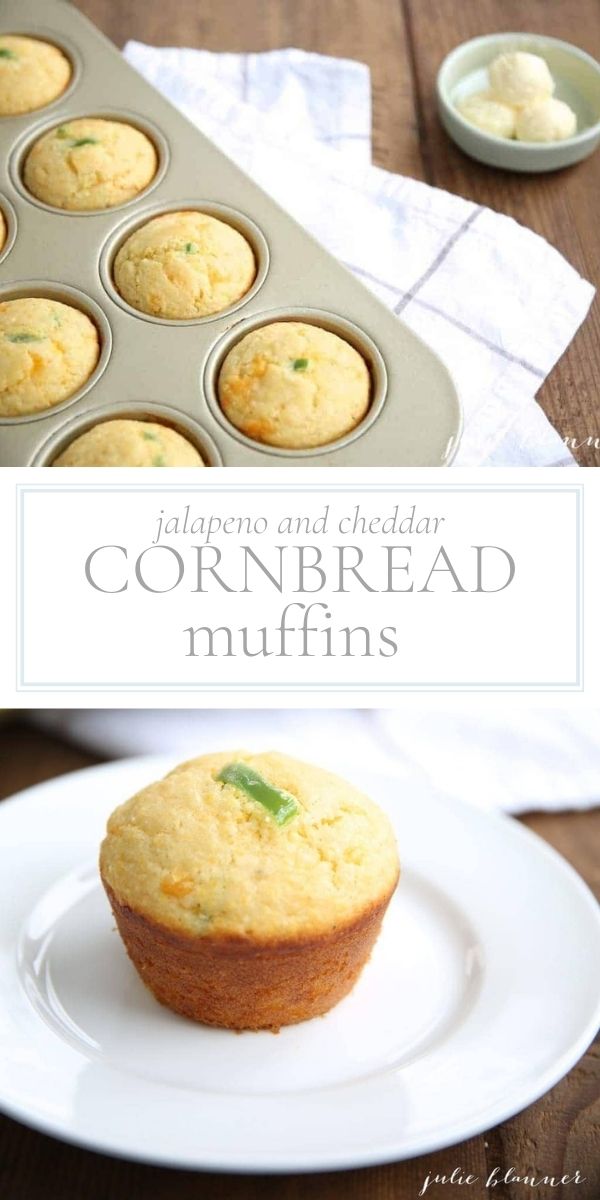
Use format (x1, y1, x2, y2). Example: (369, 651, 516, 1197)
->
(68, 0, 600, 464)
(0, 720, 598, 1200)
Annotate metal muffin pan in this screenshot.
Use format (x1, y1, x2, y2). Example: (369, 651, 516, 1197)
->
(0, 0, 462, 467)
(31, 401, 224, 467)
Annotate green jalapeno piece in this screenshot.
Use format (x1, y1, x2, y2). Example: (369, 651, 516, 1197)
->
(217, 762, 299, 825)
(6, 332, 45, 343)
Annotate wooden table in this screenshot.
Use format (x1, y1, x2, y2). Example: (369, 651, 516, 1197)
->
(70, 0, 600, 464)
(0, 720, 598, 1199)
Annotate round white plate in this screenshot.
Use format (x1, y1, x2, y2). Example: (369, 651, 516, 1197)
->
(1, 756, 599, 1173)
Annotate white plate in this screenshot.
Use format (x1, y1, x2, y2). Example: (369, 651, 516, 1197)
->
(0, 756, 599, 1173)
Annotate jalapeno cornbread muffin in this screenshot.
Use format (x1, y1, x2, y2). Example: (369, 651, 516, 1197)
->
(52, 418, 205, 467)
(23, 118, 158, 212)
(218, 322, 371, 449)
(100, 751, 400, 1031)
(0, 35, 71, 116)
(0, 297, 100, 417)
(113, 211, 256, 320)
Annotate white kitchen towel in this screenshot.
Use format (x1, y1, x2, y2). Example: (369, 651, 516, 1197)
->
(124, 41, 595, 467)
(31, 709, 599, 815)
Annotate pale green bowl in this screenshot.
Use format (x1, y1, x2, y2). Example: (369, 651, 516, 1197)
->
(437, 32, 600, 172)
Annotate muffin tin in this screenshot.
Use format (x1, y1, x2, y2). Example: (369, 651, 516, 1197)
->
(0, 0, 462, 467)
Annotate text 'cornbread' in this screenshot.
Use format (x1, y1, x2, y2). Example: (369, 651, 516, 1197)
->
(100, 751, 399, 1029)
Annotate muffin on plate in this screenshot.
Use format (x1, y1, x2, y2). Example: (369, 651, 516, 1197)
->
(0, 209, 6, 254)
(0, 35, 71, 116)
(113, 211, 256, 320)
(100, 751, 400, 1031)
(52, 418, 205, 467)
(23, 118, 157, 211)
(0, 297, 99, 417)
(218, 321, 371, 449)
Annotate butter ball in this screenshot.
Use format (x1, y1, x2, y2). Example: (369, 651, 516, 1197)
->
(458, 91, 516, 139)
(516, 97, 577, 142)
(489, 51, 554, 107)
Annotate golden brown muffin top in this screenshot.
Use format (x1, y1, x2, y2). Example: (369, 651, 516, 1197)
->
(100, 751, 400, 940)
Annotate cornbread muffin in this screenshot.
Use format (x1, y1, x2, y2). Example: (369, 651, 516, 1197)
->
(53, 418, 205, 467)
(515, 97, 577, 143)
(0, 297, 99, 417)
(0, 35, 71, 116)
(0, 209, 6, 254)
(100, 751, 400, 1030)
(23, 118, 157, 211)
(218, 322, 371, 449)
(113, 211, 256, 319)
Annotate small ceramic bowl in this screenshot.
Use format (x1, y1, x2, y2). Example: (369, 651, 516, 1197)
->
(437, 32, 600, 172)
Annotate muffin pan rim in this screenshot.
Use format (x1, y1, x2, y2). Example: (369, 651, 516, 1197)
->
(98, 197, 270, 327)
(204, 306, 388, 459)
(0, 193, 18, 265)
(30, 399, 224, 467)
(0, 278, 112, 426)
(9, 106, 170, 218)
(0, 24, 83, 120)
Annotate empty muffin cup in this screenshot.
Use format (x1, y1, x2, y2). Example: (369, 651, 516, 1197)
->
(52, 418, 206, 467)
(0, 35, 71, 116)
(0, 297, 100, 417)
(218, 321, 371, 449)
(113, 210, 257, 320)
(23, 117, 158, 211)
